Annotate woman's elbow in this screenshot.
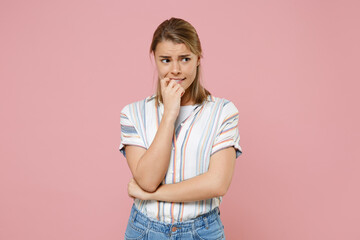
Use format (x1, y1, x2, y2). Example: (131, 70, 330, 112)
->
(214, 181, 231, 197)
(141, 183, 158, 193)
(216, 187, 227, 197)
(133, 175, 160, 193)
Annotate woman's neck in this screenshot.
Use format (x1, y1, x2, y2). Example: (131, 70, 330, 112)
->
(180, 92, 195, 106)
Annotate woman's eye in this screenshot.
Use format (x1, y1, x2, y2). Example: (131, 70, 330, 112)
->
(160, 58, 190, 63)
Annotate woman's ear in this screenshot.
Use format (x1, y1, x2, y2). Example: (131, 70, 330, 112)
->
(197, 56, 200, 66)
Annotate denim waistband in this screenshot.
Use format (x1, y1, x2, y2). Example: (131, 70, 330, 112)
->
(129, 203, 221, 234)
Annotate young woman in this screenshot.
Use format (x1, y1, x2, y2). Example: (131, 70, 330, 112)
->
(119, 17, 242, 240)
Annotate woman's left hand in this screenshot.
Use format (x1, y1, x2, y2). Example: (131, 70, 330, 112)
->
(128, 178, 151, 200)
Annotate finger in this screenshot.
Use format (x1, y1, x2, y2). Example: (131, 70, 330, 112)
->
(160, 77, 170, 90)
(180, 89, 185, 97)
(168, 85, 180, 96)
(180, 87, 185, 95)
(160, 78, 166, 91)
(177, 86, 185, 96)
(175, 86, 185, 95)
(172, 83, 181, 92)
(167, 79, 178, 89)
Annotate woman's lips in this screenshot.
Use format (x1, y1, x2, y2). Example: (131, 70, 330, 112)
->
(171, 77, 186, 83)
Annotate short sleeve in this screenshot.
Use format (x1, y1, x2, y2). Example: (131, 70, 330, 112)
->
(211, 101, 242, 159)
(119, 105, 147, 158)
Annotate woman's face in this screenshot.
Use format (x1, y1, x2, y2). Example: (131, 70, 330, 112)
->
(154, 40, 200, 92)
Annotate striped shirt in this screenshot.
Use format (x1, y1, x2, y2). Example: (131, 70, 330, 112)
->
(119, 94, 242, 223)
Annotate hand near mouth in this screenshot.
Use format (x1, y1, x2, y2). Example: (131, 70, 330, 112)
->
(160, 77, 185, 122)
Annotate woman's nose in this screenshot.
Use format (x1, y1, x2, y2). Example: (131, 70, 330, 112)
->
(171, 61, 181, 74)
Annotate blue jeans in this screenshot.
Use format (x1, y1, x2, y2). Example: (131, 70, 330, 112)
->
(124, 204, 225, 240)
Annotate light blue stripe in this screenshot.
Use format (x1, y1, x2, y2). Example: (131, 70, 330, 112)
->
(121, 125, 138, 134)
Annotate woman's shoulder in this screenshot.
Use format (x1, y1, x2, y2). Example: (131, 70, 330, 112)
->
(206, 95, 239, 116)
(120, 94, 156, 115)
(207, 95, 238, 108)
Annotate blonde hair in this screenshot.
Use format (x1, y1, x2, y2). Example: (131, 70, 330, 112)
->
(149, 17, 211, 105)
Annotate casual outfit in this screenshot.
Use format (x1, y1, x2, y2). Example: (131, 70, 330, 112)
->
(119, 94, 242, 239)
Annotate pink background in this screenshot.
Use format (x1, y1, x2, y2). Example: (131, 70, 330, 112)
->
(1, 0, 359, 239)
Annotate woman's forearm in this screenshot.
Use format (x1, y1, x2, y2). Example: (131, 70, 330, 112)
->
(133, 114, 175, 192)
(148, 172, 224, 202)
(127, 147, 236, 201)
(128, 147, 236, 202)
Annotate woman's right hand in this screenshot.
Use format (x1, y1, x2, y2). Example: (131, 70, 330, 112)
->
(160, 77, 185, 121)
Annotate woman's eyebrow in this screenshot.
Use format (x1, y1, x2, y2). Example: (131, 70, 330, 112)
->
(159, 54, 191, 58)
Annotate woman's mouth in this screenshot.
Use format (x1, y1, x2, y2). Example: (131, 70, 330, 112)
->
(171, 77, 186, 83)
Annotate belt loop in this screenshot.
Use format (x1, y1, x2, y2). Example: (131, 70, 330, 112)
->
(132, 210, 138, 222)
(191, 221, 196, 232)
(204, 217, 209, 229)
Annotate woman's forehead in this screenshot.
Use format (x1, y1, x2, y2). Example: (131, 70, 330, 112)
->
(155, 41, 193, 56)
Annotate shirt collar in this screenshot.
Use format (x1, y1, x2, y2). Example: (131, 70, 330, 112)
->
(146, 94, 214, 117)
(146, 94, 214, 103)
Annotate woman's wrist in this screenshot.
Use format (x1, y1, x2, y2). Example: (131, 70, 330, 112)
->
(143, 189, 157, 201)
(146, 186, 160, 201)
(161, 113, 177, 125)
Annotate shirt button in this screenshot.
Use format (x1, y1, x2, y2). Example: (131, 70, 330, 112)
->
(172, 147, 175, 150)
(180, 123, 184, 126)
(172, 226, 177, 232)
